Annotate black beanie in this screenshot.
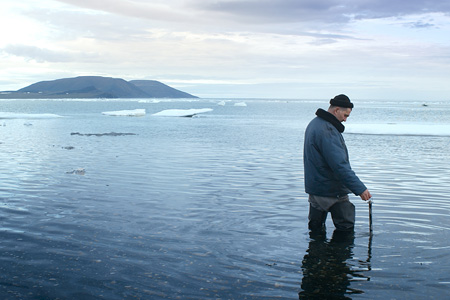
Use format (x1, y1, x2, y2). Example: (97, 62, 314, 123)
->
(330, 94, 354, 108)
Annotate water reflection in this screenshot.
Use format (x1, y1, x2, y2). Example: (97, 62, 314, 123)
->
(299, 230, 371, 299)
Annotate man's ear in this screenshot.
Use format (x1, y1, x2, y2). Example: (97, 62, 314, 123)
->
(332, 107, 340, 115)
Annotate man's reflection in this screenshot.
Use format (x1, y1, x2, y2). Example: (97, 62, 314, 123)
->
(299, 229, 369, 299)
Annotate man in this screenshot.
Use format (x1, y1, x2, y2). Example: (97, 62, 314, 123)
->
(303, 94, 371, 232)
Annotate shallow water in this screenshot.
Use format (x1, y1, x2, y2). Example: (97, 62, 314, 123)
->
(0, 98, 449, 299)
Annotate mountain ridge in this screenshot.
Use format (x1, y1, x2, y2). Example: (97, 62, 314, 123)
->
(0, 76, 198, 99)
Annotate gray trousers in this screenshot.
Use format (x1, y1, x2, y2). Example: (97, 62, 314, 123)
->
(308, 194, 355, 231)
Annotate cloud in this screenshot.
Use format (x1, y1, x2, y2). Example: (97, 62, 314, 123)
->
(352, 0, 450, 18)
(195, 0, 351, 24)
(1, 44, 99, 63)
(407, 20, 436, 28)
(2, 0, 450, 99)
(2, 45, 71, 62)
(48, 0, 450, 38)
(196, 0, 450, 23)
(54, 0, 193, 23)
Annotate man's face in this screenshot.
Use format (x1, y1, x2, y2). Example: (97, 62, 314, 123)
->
(335, 107, 352, 122)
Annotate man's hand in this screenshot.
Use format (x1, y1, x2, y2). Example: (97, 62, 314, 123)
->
(360, 189, 372, 201)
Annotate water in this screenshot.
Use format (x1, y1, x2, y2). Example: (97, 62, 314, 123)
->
(0, 98, 449, 299)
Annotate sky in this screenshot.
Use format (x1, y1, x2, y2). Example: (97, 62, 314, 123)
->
(1, 0, 450, 100)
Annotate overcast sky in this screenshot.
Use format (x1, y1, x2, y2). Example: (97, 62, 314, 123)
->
(1, 0, 450, 100)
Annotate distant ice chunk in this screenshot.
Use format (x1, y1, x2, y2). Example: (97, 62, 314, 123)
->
(138, 99, 161, 103)
(234, 102, 247, 107)
(346, 123, 450, 137)
(66, 168, 86, 175)
(102, 109, 146, 117)
(217, 101, 226, 106)
(152, 108, 213, 117)
(71, 132, 136, 137)
(138, 99, 199, 103)
(0, 112, 63, 119)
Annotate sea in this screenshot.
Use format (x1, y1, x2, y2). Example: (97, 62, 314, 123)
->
(0, 98, 449, 299)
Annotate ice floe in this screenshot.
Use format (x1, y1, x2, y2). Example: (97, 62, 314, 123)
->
(66, 168, 86, 175)
(138, 99, 161, 103)
(152, 108, 213, 117)
(0, 112, 63, 119)
(138, 99, 199, 103)
(345, 123, 450, 137)
(71, 132, 137, 137)
(102, 109, 145, 117)
(234, 102, 247, 107)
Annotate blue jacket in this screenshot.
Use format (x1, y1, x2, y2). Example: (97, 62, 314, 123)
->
(303, 109, 366, 197)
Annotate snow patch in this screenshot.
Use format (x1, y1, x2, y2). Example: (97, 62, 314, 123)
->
(102, 109, 146, 117)
(345, 123, 450, 137)
(0, 112, 63, 119)
(152, 108, 213, 117)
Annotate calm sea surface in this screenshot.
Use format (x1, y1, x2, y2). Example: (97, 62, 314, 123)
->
(0, 98, 449, 299)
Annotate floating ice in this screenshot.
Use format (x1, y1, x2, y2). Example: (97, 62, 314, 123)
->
(346, 123, 450, 137)
(138, 99, 199, 103)
(102, 109, 146, 117)
(152, 108, 213, 117)
(217, 101, 226, 106)
(71, 132, 136, 137)
(0, 112, 63, 119)
(66, 168, 86, 175)
(234, 102, 247, 107)
(138, 99, 161, 103)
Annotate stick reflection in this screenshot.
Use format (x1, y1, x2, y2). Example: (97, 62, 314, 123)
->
(299, 230, 372, 299)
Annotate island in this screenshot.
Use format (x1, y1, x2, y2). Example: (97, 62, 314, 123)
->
(0, 76, 198, 99)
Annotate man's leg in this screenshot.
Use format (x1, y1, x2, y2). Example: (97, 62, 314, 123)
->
(308, 204, 328, 231)
(329, 198, 355, 231)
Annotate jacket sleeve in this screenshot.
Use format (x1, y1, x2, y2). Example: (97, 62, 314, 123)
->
(319, 125, 367, 196)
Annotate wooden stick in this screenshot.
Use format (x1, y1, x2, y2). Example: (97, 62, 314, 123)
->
(368, 198, 373, 233)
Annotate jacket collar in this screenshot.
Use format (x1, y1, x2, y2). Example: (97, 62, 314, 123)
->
(316, 108, 345, 133)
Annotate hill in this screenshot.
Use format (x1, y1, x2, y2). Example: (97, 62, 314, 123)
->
(0, 76, 198, 99)
(129, 80, 195, 98)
